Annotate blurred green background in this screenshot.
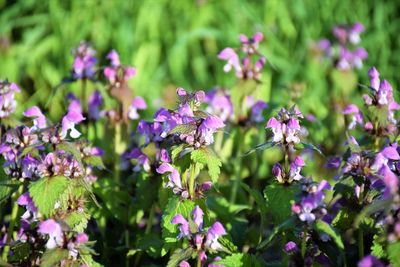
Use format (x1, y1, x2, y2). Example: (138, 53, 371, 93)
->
(1, 0, 400, 125)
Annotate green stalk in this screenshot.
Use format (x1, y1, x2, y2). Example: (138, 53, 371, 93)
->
(230, 129, 244, 204)
(81, 78, 87, 111)
(134, 204, 155, 266)
(358, 229, 364, 259)
(114, 122, 122, 185)
(301, 233, 307, 258)
(189, 163, 198, 199)
(2, 184, 24, 261)
(197, 253, 202, 267)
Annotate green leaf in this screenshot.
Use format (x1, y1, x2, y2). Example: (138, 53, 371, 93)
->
(257, 217, 295, 250)
(171, 144, 187, 161)
(168, 123, 197, 135)
(29, 176, 69, 216)
(191, 148, 221, 183)
(354, 199, 392, 228)
(219, 236, 238, 254)
(40, 248, 69, 267)
(8, 242, 31, 264)
(314, 220, 344, 250)
(18, 144, 40, 159)
(298, 142, 324, 156)
(216, 253, 264, 267)
(241, 182, 268, 225)
(244, 141, 275, 156)
(388, 242, 400, 266)
(161, 196, 196, 255)
(371, 234, 386, 258)
(264, 183, 298, 224)
(167, 248, 195, 267)
(64, 211, 90, 232)
(85, 156, 105, 169)
(136, 233, 163, 258)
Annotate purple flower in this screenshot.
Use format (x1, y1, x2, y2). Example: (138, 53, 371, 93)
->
(368, 67, 380, 90)
(286, 118, 301, 144)
(171, 214, 190, 239)
(343, 104, 363, 129)
(107, 49, 120, 67)
(17, 192, 38, 220)
(357, 255, 384, 267)
(250, 100, 267, 123)
(104, 49, 136, 85)
(61, 99, 85, 139)
(128, 96, 147, 120)
(205, 222, 227, 250)
(71, 42, 97, 79)
(38, 219, 63, 249)
(156, 163, 184, 195)
(205, 89, 234, 122)
(24, 106, 47, 129)
(349, 22, 365, 44)
(126, 148, 151, 172)
(0, 80, 20, 118)
(192, 206, 204, 230)
(88, 90, 103, 120)
(289, 156, 305, 181)
(218, 48, 241, 74)
(284, 241, 298, 254)
(266, 117, 283, 142)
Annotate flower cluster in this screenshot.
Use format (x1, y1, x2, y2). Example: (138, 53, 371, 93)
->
(71, 41, 97, 80)
(104, 49, 136, 87)
(0, 80, 19, 119)
(156, 163, 212, 199)
(172, 206, 227, 266)
(272, 155, 306, 184)
(344, 67, 400, 133)
(266, 106, 304, 145)
(218, 32, 267, 81)
(291, 180, 331, 223)
(317, 22, 368, 70)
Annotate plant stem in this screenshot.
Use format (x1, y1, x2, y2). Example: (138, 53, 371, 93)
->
(2, 184, 24, 261)
(197, 252, 202, 267)
(114, 122, 122, 186)
(301, 228, 307, 258)
(189, 163, 198, 199)
(230, 128, 244, 204)
(358, 229, 364, 259)
(81, 78, 87, 111)
(134, 204, 155, 267)
(282, 231, 288, 266)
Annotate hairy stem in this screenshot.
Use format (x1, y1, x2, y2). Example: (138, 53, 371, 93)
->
(2, 184, 24, 261)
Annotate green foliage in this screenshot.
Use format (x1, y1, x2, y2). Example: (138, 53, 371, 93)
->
(40, 248, 69, 267)
(167, 248, 195, 267)
(387, 242, 400, 266)
(29, 175, 69, 216)
(314, 220, 344, 250)
(64, 211, 90, 232)
(264, 183, 298, 224)
(371, 234, 386, 258)
(216, 253, 264, 267)
(161, 196, 196, 255)
(257, 217, 295, 250)
(191, 148, 221, 183)
(85, 155, 105, 169)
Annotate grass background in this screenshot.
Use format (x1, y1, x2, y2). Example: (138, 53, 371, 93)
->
(1, 0, 399, 124)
